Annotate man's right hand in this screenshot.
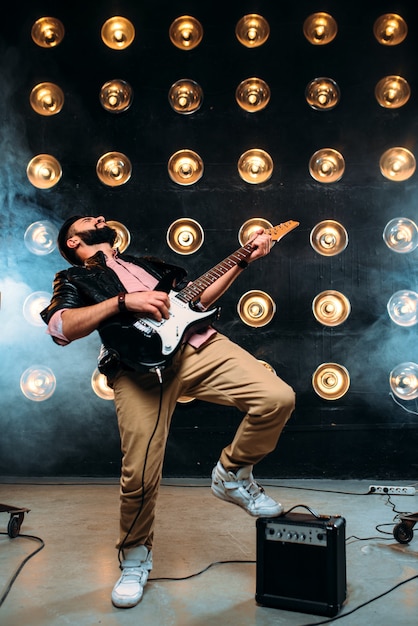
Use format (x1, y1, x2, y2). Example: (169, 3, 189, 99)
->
(124, 291, 171, 322)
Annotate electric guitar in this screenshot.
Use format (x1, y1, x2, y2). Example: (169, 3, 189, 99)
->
(99, 220, 299, 372)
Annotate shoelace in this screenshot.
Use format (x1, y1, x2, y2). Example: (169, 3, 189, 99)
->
(243, 479, 265, 499)
(119, 566, 149, 585)
(222, 473, 266, 500)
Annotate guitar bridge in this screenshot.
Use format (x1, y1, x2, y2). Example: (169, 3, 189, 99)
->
(133, 319, 155, 336)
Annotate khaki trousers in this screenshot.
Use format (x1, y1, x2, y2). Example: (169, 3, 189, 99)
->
(112, 332, 295, 551)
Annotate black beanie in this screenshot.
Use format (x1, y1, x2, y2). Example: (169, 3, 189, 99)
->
(57, 215, 85, 265)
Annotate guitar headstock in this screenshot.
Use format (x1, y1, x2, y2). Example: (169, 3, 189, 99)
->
(267, 220, 300, 242)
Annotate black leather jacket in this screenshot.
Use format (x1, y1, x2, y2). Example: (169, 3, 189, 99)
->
(40, 251, 187, 340)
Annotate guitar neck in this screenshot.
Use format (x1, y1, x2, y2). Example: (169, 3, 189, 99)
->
(174, 220, 299, 305)
(176, 242, 254, 304)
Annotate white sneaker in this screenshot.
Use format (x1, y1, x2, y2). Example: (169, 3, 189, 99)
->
(211, 461, 283, 517)
(111, 545, 153, 608)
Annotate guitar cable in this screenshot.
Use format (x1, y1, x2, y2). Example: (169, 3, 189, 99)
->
(117, 366, 164, 567)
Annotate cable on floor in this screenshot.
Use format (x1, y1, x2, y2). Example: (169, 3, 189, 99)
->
(149, 558, 255, 582)
(300, 573, 418, 626)
(0, 532, 45, 607)
(372, 494, 414, 537)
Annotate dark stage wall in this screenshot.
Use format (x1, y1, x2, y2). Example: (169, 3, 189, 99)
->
(1, 0, 418, 479)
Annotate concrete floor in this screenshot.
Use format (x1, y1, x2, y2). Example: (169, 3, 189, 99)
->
(0, 477, 418, 626)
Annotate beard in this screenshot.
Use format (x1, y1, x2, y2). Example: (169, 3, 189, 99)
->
(76, 225, 118, 247)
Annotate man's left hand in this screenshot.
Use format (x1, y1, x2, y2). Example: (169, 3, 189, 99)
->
(247, 229, 272, 262)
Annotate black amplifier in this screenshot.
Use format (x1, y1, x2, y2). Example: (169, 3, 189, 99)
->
(256, 512, 346, 617)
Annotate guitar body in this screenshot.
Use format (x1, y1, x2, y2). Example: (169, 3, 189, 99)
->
(99, 290, 220, 371)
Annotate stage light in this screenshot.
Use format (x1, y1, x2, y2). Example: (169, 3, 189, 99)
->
(379, 147, 416, 182)
(375, 76, 410, 109)
(312, 363, 350, 400)
(373, 14, 407, 46)
(383, 218, 418, 253)
(258, 360, 276, 375)
(23, 292, 52, 326)
(312, 291, 351, 327)
(237, 149, 273, 184)
(24, 220, 58, 255)
(310, 220, 348, 256)
(168, 79, 203, 114)
(387, 290, 418, 327)
(166, 218, 204, 255)
(169, 16, 203, 50)
(30, 82, 64, 116)
(26, 154, 62, 189)
(96, 152, 132, 186)
(177, 395, 196, 404)
(20, 365, 56, 402)
(303, 12, 337, 45)
(91, 369, 114, 400)
(305, 77, 340, 110)
(390, 362, 418, 400)
(107, 220, 131, 253)
(31, 17, 65, 48)
(99, 79, 133, 113)
(309, 148, 345, 183)
(101, 16, 135, 49)
(238, 218, 273, 246)
(237, 290, 276, 327)
(235, 14, 270, 48)
(235, 77, 270, 113)
(168, 149, 204, 185)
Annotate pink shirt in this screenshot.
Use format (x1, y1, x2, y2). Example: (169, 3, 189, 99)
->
(47, 255, 216, 349)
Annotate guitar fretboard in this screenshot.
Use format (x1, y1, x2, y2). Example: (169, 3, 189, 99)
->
(176, 243, 254, 303)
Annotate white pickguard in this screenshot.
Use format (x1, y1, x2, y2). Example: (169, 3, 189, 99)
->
(132, 290, 217, 356)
